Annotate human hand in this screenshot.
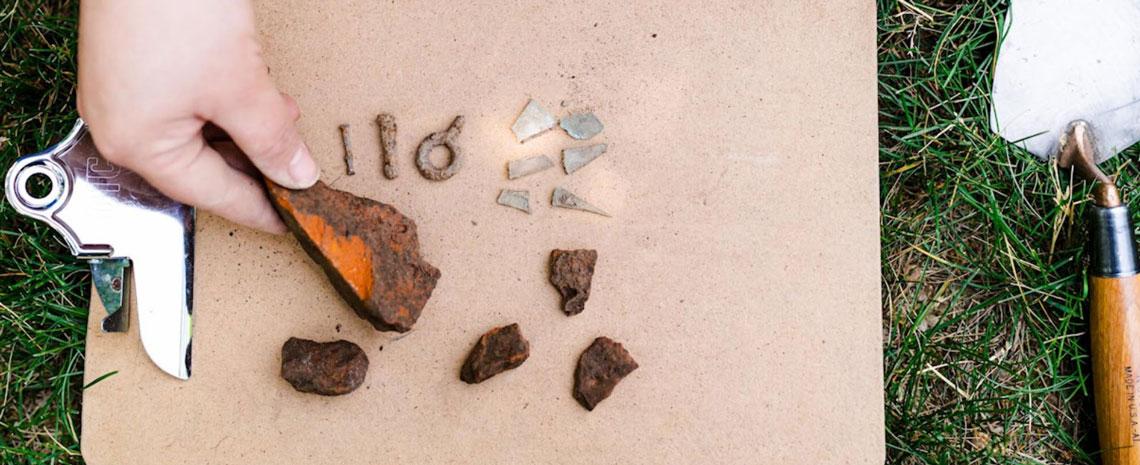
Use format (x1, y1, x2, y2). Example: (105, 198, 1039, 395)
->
(77, 0, 319, 234)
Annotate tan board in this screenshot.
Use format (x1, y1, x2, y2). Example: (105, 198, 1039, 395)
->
(81, 1, 882, 463)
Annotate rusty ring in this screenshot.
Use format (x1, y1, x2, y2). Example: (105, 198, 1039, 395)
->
(415, 116, 465, 181)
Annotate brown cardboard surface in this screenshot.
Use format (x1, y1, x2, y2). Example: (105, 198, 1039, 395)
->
(80, 1, 882, 463)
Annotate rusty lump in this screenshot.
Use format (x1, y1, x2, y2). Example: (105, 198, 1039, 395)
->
(281, 338, 369, 396)
(460, 323, 531, 384)
(574, 337, 638, 410)
(267, 180, 441, 332)
(549, 249, 598, 316)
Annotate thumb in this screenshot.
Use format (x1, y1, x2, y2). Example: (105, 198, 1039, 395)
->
(209, 84, 319, 189)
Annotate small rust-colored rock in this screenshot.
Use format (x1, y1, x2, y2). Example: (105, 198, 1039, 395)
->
(267, 180, 441, 332)
(549, 249, 598, 316)
(573, 337, 638, 411)
(281, 338, 368, 396)
(460, 323, 530, 384)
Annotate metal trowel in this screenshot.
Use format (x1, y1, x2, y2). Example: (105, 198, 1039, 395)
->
(992, 0, 1140, 462)
(4, 121, 195, 380)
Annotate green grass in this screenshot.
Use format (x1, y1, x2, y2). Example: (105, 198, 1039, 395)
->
(0, 1, 86, 463)
(0, 0, 1125, 463)
(880, 0, 1140, 463)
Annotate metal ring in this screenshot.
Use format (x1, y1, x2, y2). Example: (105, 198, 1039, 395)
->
(415, 116, 465, 181)
(13, 162, 65, 210)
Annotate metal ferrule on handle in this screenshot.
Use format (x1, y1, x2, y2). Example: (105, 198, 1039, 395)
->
(1092, 204, 1139, 278)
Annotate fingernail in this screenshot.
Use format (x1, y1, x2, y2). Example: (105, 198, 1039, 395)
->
(288, 145, 319, 188)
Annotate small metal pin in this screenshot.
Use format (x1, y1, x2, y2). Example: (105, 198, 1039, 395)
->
(377, 114, 398, 180)
(339, 124, 356, 176)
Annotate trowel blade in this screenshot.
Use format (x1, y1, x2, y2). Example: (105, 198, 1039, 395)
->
(991, 0, 1140, 162)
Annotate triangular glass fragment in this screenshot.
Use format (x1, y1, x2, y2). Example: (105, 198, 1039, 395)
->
(551, 187, 609, 217)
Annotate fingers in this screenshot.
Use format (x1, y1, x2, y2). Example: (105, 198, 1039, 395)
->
(208, 84, 319, 190)
(114, 136, 287, 235)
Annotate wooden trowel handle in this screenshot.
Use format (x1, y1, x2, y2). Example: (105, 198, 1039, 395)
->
(1090, 200, 1140, 465)
(1092, 274, 1140, 464)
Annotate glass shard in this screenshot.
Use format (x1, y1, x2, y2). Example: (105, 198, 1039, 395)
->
(562, 143, 607, 174)
(560, 112, 604, 140)
(511, 99, 557, 143)
(551, 187, 609, 217)
(497, 189, 531, 213)
(507, 155, 554, 179)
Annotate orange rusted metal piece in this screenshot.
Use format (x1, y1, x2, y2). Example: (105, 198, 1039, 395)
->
(267, 180, 441, 332)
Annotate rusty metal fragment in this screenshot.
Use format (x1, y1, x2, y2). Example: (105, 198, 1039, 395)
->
(511, 99, 557, 143)
(497, 189, 530, 214)
(549, 249, 597, 316)
(460, 323, 530, 384)
(416, 116, 465, 181)
(574, 337, 638, 411)
(551, 187, 609, 217)
(339, 124, 355, 176)
(281, 338, 369, 396)
(562, 143, 607, 174)
(267, 180, 441, 332)
(376, 113, 398, 179)
(574, 337, 638, 410)
(560, 112, 604, 140)
(507, 155, 554, 180)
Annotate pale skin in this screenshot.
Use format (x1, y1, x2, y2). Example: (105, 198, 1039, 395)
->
(78, 0, 317, 234)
